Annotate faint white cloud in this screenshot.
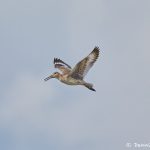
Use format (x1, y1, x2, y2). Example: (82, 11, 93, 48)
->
(0, 73, 103, 150)
(0, 73, 53, 128)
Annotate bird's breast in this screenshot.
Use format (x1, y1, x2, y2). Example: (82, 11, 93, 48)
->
(60, 76, 82, 85)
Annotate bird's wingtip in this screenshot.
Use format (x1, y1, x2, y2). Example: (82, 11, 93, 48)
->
(94, 46, 100, 51)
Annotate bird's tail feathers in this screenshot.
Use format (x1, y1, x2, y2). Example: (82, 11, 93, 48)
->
(84, 82, 96, 92)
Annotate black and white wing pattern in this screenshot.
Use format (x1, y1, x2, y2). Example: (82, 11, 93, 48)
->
(54, 58, 72, 74)
(69, 47, 99, 79)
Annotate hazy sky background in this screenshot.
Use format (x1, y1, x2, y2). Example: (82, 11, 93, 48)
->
(0, 0, 150, 150)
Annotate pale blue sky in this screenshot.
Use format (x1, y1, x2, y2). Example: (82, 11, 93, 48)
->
(0, 0, 150, 150)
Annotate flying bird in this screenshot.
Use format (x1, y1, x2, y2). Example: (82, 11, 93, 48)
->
(44, 46, 100, 91)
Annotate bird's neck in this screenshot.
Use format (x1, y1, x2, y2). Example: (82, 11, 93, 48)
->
(57, 73, 63, 80)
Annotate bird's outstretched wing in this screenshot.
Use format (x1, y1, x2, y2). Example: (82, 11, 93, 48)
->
(69, 47, 99, 79)
(54, 58, 72, 74)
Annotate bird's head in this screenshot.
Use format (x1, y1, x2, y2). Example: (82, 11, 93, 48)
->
(44, 72, 60, 81)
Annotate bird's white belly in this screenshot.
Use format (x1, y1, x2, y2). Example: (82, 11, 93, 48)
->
(60, 77, 82, 85)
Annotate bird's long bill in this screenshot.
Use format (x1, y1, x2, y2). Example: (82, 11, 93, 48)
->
(44, 75, 53, 81)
